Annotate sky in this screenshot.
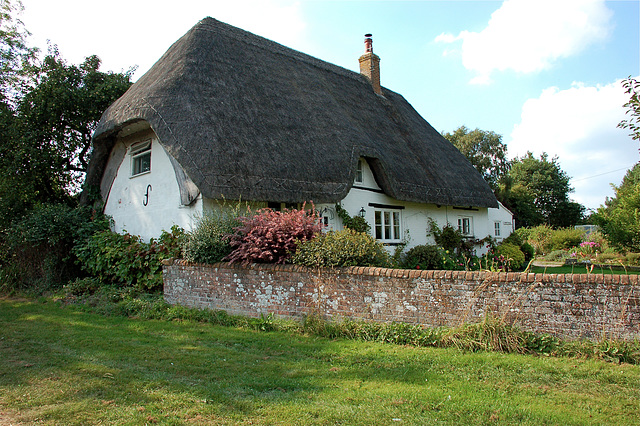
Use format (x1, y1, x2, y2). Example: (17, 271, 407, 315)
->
(20, 0, 640, 211)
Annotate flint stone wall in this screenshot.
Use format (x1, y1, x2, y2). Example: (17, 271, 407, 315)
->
(163, 260, 640, 340)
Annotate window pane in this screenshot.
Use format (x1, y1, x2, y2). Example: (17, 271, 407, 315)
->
(133, 152, 151, 175)
(384, 211, 391, 239)
(393, 212, 400, 239)
(355, 160, 363, 183)
(375, 211, 382, 239)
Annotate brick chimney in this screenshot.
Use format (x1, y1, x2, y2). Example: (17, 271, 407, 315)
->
(359, 33, 381, 95)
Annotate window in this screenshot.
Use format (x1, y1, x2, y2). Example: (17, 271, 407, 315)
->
(494, 221, 501, 237)
(457, 216, 472, 236)
(374, 209, 401, 242)
(131, 140, 151, 176)
(355, 159, 363, 183)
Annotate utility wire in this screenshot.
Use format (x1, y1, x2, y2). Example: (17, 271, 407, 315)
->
(571, 164, 637, 183)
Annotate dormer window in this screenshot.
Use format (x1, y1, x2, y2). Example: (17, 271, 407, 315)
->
(355, 159, 363, 183)
(131, 140, 151, 176)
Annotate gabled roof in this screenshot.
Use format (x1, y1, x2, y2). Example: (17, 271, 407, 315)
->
(85, 17, 498, 208)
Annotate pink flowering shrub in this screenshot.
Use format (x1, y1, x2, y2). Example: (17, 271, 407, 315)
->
(226, 204, 322, 264)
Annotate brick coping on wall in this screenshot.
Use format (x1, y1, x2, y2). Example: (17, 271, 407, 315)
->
(162, 258, 640, 286)
(163, 259, 640, 340)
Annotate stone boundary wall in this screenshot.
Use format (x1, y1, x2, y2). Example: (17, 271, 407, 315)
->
(163, 260, 640, 340)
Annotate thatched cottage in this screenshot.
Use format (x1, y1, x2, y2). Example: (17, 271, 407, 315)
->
(82, 18, 513, 252)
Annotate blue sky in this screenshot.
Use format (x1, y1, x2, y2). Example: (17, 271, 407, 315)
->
(22, 0, 640, 210)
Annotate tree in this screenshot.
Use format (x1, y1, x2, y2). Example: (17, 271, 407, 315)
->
(16, 49, 133, 189)
(0, 0, 38, 103)
(0, 50, 132, 228)
(0, 0, 133, 229)
(442, 126, 510, 191)
(593, 163, 640, 251)
(501, 152, 584, 228)
(618, 77, 640, 145)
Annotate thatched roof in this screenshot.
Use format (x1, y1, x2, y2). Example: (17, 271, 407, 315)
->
(85, 17, 497, 208)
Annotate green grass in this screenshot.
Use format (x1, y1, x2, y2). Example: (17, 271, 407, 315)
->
(1, 298, 639, 425)
(529, 265, 640, 275)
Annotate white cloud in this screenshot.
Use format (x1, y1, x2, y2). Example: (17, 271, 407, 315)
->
(434, 32, 460, 44)
(21, 0, 306, 79)
(436, 0, 613, 84)
(508, 80, 639, 210)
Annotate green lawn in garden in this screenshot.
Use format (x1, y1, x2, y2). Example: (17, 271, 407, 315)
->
(1, 298, 638, 425)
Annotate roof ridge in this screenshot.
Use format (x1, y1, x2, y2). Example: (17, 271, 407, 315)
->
(195, 17, 369, 87)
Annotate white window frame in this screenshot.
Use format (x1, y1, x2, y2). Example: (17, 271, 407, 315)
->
(374, 209, 402, 243)
(457, 216, 473, 237)
(494, 221, 501, 237)
(355, 159, 364, 184)
(131, 140, 151, 177)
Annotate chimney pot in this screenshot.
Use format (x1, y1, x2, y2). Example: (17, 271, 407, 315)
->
(364, 34, 373, 53)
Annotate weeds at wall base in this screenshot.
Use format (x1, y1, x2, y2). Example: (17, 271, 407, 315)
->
(48, 283, 640, 365)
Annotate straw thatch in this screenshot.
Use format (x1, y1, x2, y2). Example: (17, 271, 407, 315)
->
(84, 17, 497, 208)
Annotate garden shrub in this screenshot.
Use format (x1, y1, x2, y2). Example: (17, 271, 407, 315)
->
(520, 242, 535, 262)
(335, 204, 371, 234)
(595, 252, 623, 264)
(526, 224, 554, 254)
(625, 252, 640, 266)
(503, 232, 534, 262)
(490, 243, 525, 271)
(427, 218, 479, 258)
(291, 228, 390, 268)
(402, 244, 444, 270)
(1, 203, 111, 293)
(550, 227, 585, 251)
(429, 219, 464, 253)
(584, 230, 608, 251)
(74, 226, 184, 292)
(441, 250, 481, 271)
(544, 249, 570, 262)
(182, 210, 241, 264)
(226, 205, 322, 264)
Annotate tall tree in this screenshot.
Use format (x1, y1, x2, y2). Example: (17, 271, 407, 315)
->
(0, 50, 132, 228)
(501, 152, 584, 228)
(593, 79, 640, 250)
(618, 77, 640, 145)
(0, 0, 37, 103)
(593, 163, 640, 251)
(442, 126, 510, 192)
(15, 49, 132, 192)
(0, 14, 133, 229)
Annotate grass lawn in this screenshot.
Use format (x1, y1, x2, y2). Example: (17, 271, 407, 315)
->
(1, 298, 638, 425)
(529, 264, 640, 275)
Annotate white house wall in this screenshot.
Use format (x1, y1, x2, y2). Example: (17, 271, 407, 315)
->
(487, 202, 515, 243)
(103, 134, 203, 241)
(315, 158, 509, 256)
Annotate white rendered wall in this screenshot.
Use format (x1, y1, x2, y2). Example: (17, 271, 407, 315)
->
(104, 136, 203, 241)
(487, 202, 515, 243)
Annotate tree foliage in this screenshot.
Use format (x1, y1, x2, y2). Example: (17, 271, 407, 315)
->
(618, 77, 640, 143)
(593, 163, 640, 251)
(442, 126, 510, 191)
(501, 152, 583, 228)
(0, 0, 38, 103)
(0, 44, 132, 228)
(16, 49, 133, 190)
